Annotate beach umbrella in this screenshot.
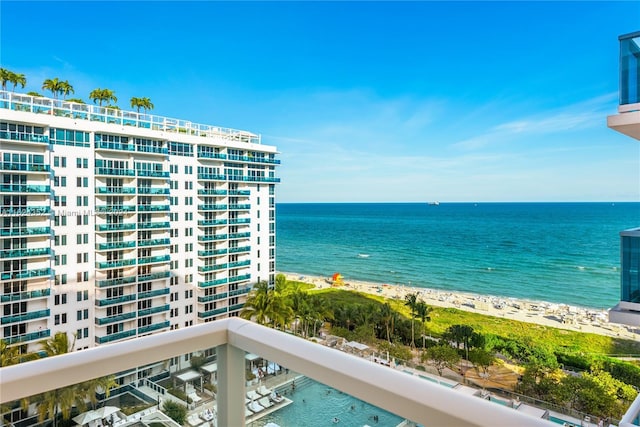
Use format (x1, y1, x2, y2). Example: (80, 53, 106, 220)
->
(73, 410, 100, 425)
(94, 406, 120, 419)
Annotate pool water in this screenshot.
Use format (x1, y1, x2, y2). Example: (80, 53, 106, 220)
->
(249, 378, 407, 427)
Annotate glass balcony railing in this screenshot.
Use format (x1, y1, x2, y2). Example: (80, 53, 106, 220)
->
(3, 328, 50, 345)
(227, 154, 281, 165)
(0, 247, 51, 258)
(96, 259, 136, 269)
(229, 286, 251, 297)
(197, 292, 228, 303)
(197, 307, 228, 318)
(96, 205, 136, 213)
(95, 328, 137, 344)
(136, 146, 168, 155)
(198, 248, 228, 257)
(96, 294, 137, 306)
(228, 260, 250, 268)
(197, 173, 226, 180)
(229, 218, 250, 224)
(95, 167, 136, 176)
(0, 162, 50, 173)
(197, 151, 227, 160)
(229, 204, 251, 210)
(198, 277, 228, 288)
(1, 288, 50, 302)
(96, 275, 137, 288)
(96, 223, 136, 232)
(229, 246, 251, 254)
(228, 274, 251, 284)
(138, 271, 171, 282)
(136, 170, 169, 178)
(138, 288, 170, 299)
(228, 303, 245, 312)
(0, 184, 51, 193)
(95, 141, 136, 152)
(138, 255, 170, 265)
(229, 190, 251, 196)
(138, 304, 169, 317)
(619, 31, 640, 106)
(96, 187, 136, 194)
(198, 263, 228, 273)
(138, 238, 171, 247)
(95, 311, 136, 326)
(198, 233, 228, 242)
(96, 241, 136, 250)
(1, 308, 50, 324)
(1, 206, 50, 215)
(197, 189, 227, 195)
(137, 221, 170, 229)
(137, 320, 170, 334)
(229, 232, 250, 239)
(198, 219, 228, 226)
(1, 268, 51, 280)
(137, 204, 170, 212)
(197, 204, 228, 211)
(0, 130, 48, 143)
(137, 187, 170, 195)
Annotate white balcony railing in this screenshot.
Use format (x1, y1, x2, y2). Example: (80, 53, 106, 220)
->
(1, 318, 576, 426)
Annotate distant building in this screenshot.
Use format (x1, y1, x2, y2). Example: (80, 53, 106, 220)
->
(607, 31, 640, 327)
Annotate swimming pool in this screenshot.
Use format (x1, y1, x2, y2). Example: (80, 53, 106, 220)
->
(248, 377, 408, 427)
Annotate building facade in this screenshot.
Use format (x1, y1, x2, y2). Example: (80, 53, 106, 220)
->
(608, 31, 640, 328)
(1, 90, 279, 355)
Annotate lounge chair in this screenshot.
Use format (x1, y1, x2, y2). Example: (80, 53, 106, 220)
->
(257, 385, 272, 396)
(187, 415, 203, 426)
(245, 407, 253, 417)
(189, 392, 202, 403)
(247, 390, 261, 401)
(269, 391, 284, 403)
(258, 396, 273, 408)
(248, 401, 264, 413)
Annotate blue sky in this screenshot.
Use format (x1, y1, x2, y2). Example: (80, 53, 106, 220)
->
(2, 1, 639, 202)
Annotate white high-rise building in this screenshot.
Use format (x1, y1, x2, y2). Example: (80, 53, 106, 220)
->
(1, 91, 279, 353)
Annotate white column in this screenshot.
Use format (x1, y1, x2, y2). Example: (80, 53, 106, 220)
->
(217, 343, 245, 426)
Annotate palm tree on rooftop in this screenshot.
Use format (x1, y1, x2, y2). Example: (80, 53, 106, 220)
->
(9, 72, 26, 92)
(60, 80, 74, 99)
(42, 78, 64, 99)
(130, 96, 154, 113)
(0, 68, 11, 90)
(90, 88, 117, 106)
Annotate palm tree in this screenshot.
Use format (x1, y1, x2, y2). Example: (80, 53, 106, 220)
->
(90, 88, 117, 106)
(404, 292, 419, 348)
(415, 301, 432, 348)
(240, 282, 292, 328)
(9, 72, 26, 91)
(27, 91, 44, 97)
(0, 68, 11, 90)
(379, 303, 395, 343)
(60, 80, 74, 99)
(42, 78, 64, 98)
(66, 98, 86, 104)
(39, 331, 76, 356)
(130, 96, 154, 113)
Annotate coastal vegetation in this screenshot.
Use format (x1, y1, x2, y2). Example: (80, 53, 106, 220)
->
(240, 275, 640, 421)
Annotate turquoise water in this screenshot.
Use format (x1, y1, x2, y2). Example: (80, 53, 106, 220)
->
(276, 202, 640, 310)
(251, 378, 405, 427)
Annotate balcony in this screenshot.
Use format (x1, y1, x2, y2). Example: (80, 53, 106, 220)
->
(198, 263, 228, 273)
(229, 218, 250, 225)
(0, 184, 50, 193)
(0, 247, 51, 259)
(229, 260, 250, 268)
(137, 204, 170, 212)
(1, 206, 50, 215)
(138, 288, 170, 299)
(229, 286, 251, 297)
(96, 205, 136, 213)
(228, 274, 251, 284)
(229, 190, 251, 196)
(198, 219, 228, 227)
(96, 223, 136, 232)
(137, 187, 170, 195)
(1, 288, 50, 302)
(197, 189, 227, 195)
(3, 328, 50, 345)
(197, 151, 227, 160)
(229, 246, 251, 254)
(198, 233, 228, 242)
(137, 320, 170, 334)
(137, 170, 169, 178)
(1, 308, 50, 324)
(0, 130, 48, 144)
(197, 204, 227, 211)
(229, 232, 250, 239)
(138, 255, 170, 265)
(198, 307, 228, 318)
(95, 141, 135, 152)
(96, 186, 136, 194)
(229, 204, 251, 210)
(0, 162, 50, 173)
(198, 248, 228, 257)
(96, 241, 136, 250)
(96, 259, 136, 269)
(608, 31, 640, 139)
(95, 311, 136, 326)
(197, 292, 228, 303)
(95, 168, 136, 177)
(137, 221, 170, 229)
(138, 304, 170, 317)
(198, 277, 228, 288)
(1, 267, 51, 280)
(136, 146, 169, 155)
(138, 271, 171, 282)
(96, 294, 137, 306)
(138, 238, 171, 247)
(197, 173, 226, 181)
(228, 303, 244, 312)
(95, 329, 137, 344)
(0, 318, 568, 427)
(96, 275, 137, 288)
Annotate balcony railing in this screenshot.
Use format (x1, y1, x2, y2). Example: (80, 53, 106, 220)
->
(138, 255, 170, 265)
(1, 308, 50, 324)
(95, 167, 136, 177)
(95, 311, 136, 326)
(137, 320, 170, 334)
(96, 187, 136, 194)
(1, 288, 50, 302)
(138, 304, 170, 317)
(198, 219, 228, 226)
(96, 241, 136, 250)
(138, 288, 170, 299)
(0, 247, 51, 258)
(198, 233, 228, 242)
(1, 268, 51, 280)
(198, 278, 228, 288)
(95, 329, 136, 344)
(0, 130, 48, 143)
(198, 307, 228, 318)
(138, 238, 171, 247)
(96, 294, 137, 307)
(197, 292, 228, 303)
(0, 318, 567, 427)
(96, 275, 137, 288)
(95, 259, 136, 269)
(198, 248, 228, 257)
(197, 189, 228, 195)
(138, 271, 171, 282)
(3, 328, 50, 345)
(0, 184, 51, 193)
(0, 162, 50, 173)
(198, 263, 228, 272)
(228, 274, 251, 283)
(1, 206, 50, 215)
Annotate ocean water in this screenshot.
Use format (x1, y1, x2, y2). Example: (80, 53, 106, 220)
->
(275, 202, 640, 310)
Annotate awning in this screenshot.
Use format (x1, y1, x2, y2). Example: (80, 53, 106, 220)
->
(202, 362, 217, 373)
(176, 369, 201, 382)
(245, 353, 260, 361)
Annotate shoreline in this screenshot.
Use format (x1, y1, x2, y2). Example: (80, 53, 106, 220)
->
(281, 271, 640, 340)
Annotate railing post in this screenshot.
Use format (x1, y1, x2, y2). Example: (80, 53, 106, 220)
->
(217, 343, 245, 426)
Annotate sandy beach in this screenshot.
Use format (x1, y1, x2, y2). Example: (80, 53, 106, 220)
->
(282, 272, 639, 340)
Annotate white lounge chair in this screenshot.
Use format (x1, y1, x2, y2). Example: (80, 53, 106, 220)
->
(187, 415, 203, 426)
(189, 392, 202, 403)
(248, 401, 264, 413)
(257, 385, 272, 396)
(269, 391, 284, 403)
(258, 396, 273, 408)
(245, 407, 253, 417)
(246, 390, 261, 401)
